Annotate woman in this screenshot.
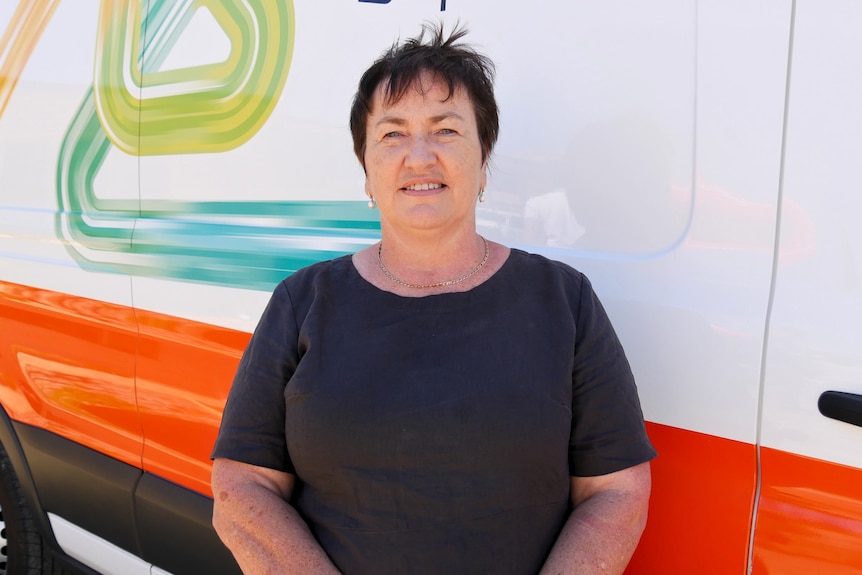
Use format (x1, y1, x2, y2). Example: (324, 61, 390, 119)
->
(211, 23, 655, 575)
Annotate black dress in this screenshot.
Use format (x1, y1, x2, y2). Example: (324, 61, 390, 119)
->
(213, 249, 656, 575)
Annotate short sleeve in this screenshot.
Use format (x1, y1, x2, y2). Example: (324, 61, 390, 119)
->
(211, 280, 299, 473)
(568, 275, 656, 476)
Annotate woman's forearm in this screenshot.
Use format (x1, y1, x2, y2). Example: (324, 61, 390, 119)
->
(539, 464, 651, 575)
(212, 459, 342, 575)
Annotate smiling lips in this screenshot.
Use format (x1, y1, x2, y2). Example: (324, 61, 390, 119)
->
(403, 182, 445, 191)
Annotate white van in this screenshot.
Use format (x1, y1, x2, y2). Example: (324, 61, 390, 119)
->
(0, 1, 860, 573)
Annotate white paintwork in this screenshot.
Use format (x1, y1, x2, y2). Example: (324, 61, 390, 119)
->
(564, 0, 792, 445)
(760, 0, 862, 469)
(132, 277, 273, 333)
(49, 514, 173, 575)
(0, 1, 135, 308)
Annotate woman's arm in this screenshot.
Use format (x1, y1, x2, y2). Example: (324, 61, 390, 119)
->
(211, 458, 342, 575)
(539, 462, 652, 575)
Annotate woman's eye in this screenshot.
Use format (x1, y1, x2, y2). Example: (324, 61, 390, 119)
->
(383, 131, 402, 139)
(438, 128, 456, 135)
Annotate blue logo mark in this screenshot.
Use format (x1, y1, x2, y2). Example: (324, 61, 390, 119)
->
(358, 0, 446, 9)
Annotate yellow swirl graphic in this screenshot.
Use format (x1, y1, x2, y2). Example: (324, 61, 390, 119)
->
(94, 0, 294, 156)
(0, 0, 61, 119)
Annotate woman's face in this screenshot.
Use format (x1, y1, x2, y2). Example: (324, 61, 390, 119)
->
(364, 72, 487, 237)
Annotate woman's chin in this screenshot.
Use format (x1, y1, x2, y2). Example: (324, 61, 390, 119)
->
(392, 205, 452, 230)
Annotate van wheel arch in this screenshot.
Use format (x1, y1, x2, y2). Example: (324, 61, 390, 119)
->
(0, 438, 66, 574)
(0, 407, 83, 575)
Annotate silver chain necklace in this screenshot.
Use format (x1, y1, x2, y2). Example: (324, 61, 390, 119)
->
(377, 237, 490, 289)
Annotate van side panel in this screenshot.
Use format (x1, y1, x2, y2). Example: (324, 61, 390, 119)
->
(136, 306, 249, 496)
(755, 2, 862, 572)
(0, 281, 140, 468)
(13, 422, 141, 555)
(759, 0, 862, 470)
(751, 448, 862, 574)
(135, 473, 242, 575)
(627, 423, 755, 574)
(11, 419, 242, 575)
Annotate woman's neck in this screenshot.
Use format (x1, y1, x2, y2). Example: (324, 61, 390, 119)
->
(378, 229, 485, 278)
(351, 231, 510, 297)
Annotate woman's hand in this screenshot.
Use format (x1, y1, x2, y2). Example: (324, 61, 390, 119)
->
(540, 462, 652, 575)
(212, 458, 343, 575)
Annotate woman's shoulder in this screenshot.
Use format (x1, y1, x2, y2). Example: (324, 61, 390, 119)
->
(273, 255, 358, 300)
(481, 249, 592, 311)
(505, 248, 587, 285)
(282, 254, 354, 285)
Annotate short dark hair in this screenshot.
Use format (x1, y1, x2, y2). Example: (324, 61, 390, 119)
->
(349, 22, 499, 169)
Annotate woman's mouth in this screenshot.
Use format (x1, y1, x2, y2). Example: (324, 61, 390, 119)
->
(403, 183, 445, 191)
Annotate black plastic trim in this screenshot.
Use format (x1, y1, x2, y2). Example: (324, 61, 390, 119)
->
(136, 474, 241, 575)
(13, 421, 143, 555)
(818, 391, 862, 428)
(0, 409, 103, 574)
(9, 420, 241, 574)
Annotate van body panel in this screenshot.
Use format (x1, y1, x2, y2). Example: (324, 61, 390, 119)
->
(751, 448, 862, 574)
(628, 423, 756, 574)
(760, 0, 862, 470)
(135, 306, 248, 496)
(753, 3, 862, 571)
(0, 281, 140, 468)
(13, 421, 141, 556)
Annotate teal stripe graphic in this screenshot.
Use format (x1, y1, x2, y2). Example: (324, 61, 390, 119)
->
(131, 203, 380, 290)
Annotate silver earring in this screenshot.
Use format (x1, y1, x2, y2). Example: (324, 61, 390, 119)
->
(368, 196, 376, 209)
(478, 188, 486, 203)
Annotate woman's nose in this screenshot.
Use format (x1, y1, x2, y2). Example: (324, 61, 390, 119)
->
(404, 136, 436, 169)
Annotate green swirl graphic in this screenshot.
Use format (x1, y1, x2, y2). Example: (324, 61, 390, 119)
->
(57, 0, 380, 291)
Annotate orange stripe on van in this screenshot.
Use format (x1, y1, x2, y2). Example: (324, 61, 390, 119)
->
(626, 423, 756, 574)
(0, 280, 140, 468)
(751, 447, 862, 574)
(134, 305, 249, 497)
(0, 280, 248, 495)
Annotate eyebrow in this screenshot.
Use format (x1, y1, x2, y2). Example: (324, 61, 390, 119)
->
(374, 111, 466, 128)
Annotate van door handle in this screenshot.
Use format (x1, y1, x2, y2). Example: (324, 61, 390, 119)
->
(818, 391, 862, 428)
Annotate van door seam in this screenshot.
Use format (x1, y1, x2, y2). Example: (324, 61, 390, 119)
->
(746, 1, 797, 573)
